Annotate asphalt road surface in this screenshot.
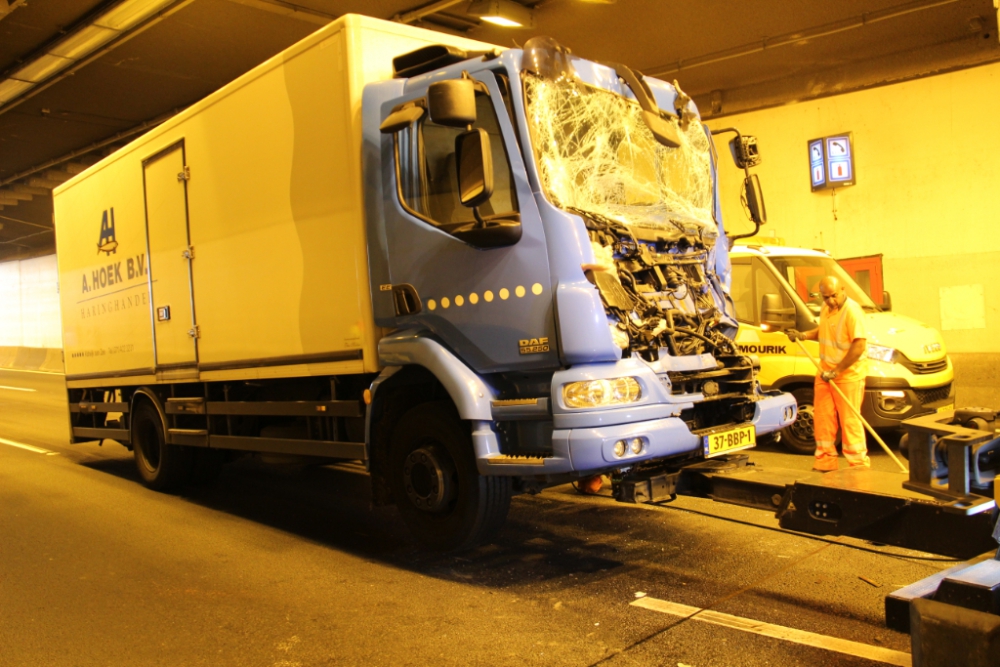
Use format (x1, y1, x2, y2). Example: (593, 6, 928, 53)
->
(0, 368, 968, 667)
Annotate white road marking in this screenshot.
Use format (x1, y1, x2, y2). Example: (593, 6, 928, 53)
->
(0, 384, 36, 392)
(0, 437, 54, 454)
(632, 596, 911, 667)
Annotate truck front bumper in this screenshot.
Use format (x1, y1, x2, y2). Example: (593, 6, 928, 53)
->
(473, 392, 797, 476)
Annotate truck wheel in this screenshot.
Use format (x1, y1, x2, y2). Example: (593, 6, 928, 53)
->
(132, 400, 192, 491)
(389, 401, 511, 551)
(782, 387, 816, 454)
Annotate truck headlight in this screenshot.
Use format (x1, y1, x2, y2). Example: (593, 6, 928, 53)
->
(562, 377, 642, 408)
(867, 344, 896, 364)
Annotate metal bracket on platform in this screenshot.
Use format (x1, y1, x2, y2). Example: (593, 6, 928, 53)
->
(901, 409, 999, 515)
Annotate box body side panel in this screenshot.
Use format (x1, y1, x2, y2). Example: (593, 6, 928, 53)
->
(55, 16, 499, 379)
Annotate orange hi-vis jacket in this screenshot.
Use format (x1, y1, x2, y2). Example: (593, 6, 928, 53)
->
(817, 297, 867, 381)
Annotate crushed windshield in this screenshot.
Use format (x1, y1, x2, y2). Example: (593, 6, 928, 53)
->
(522, 71, 715, 236)
(768, 255, 879, 312)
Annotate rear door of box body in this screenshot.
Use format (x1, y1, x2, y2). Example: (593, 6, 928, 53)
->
(143, 142, 198, 367)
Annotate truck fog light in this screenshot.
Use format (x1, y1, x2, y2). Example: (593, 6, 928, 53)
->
(630, 438, 644, 454)
(563, 377, 642, 408)
(613, 440, 627, 457)
(783, 406, 796, 422)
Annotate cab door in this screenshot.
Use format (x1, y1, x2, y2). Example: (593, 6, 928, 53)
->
(143, 142, 198, 368)
(378, 70, 555, 373)
(731, 257, 805, 387)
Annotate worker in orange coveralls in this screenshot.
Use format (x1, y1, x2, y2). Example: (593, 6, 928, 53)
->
(786, 276, 870, 471)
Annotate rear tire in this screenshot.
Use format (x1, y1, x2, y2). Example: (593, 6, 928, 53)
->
(132, 400, 192, 491)
(782, 387, 816, 454)
(389, 401, 511, 551)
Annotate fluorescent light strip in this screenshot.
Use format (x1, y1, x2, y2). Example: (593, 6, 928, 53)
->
(0, 0, 179, 106)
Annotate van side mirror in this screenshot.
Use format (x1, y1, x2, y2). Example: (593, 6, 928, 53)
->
(428, 79, 477, 127)
(743, 174, 766, 225)
(455, 128, 493, 208)
(760, 293, 794, 331)
(881, 290, 892, 312)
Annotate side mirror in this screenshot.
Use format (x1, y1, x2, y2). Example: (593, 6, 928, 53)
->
(743, 173, 767, 225)
(881, 290, 892, 312)
(428, 79, 477, 127)
(760, 293, 795, 331)
(455, 128, 494, 208)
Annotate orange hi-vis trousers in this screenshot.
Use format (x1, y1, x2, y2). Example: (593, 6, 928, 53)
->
(813, 376, 870, 471)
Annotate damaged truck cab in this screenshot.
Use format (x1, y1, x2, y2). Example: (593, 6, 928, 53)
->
(364, 38, 796, 542)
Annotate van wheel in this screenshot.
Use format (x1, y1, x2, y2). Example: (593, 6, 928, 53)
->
(782, 387, 816, 454)
(389, 401, 511, 551)
(132, 400, 192, 491)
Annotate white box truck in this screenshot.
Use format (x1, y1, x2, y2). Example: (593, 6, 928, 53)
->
(729, 244, 954, 453)
(54, 15, 796, 549)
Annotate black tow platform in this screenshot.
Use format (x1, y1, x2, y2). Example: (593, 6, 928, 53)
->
(615, 455, 997, 560)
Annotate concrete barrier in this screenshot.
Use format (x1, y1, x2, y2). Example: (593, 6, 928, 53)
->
(0, 346, 64, 374)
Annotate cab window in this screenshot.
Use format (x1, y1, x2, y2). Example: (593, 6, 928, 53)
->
(398, 89, 518, 229)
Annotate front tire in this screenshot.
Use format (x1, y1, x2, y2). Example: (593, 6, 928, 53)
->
(389, 401, 511, 551)
(132, 400, 192, 491)
(782, 387, 816, 454)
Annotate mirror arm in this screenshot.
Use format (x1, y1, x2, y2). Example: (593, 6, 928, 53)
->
(472, 207, 487, 229)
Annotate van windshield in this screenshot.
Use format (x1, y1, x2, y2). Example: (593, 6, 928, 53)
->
(767, 254, 880, 314)
(522, 71, 715, 236)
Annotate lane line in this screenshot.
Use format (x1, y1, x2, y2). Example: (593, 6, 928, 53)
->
(0, 384, 37, 392)
(0, 437, 54, 454)
(632, 596, 911, 667)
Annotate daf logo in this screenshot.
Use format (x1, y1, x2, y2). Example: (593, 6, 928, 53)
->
(924, 342, 942, 354)
(519, 337, 549, 355)
(97, 208, 118, 255)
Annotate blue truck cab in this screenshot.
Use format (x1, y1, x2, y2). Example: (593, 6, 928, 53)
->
(362, 38, 797, 548)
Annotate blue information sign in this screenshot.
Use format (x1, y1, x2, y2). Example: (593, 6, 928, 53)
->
(808, 132, 855, 190)
(808, 139, 825, 190)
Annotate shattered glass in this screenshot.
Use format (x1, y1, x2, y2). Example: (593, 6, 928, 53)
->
(522, 66, 746, 370)
(523, 72, 714, 234)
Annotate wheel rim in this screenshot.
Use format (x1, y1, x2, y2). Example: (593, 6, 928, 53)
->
(786, 402, 814, 444)
(402, 445, 456, 513)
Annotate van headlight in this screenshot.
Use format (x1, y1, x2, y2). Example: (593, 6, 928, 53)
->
(867, 345, 897, 364)
(562, 377, 642, 409)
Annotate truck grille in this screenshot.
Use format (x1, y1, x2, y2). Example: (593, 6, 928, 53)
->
(897, 354, 948, 375)
(913, 384, 952, 405)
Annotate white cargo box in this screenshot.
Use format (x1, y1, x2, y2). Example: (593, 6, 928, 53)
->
(54, 15, 494, 387)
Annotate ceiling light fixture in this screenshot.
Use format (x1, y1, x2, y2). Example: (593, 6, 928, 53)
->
(467, 0, 533, 28)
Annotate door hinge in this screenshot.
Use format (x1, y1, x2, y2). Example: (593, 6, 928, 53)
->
(181, 245, 195, 260)
(177, 166, 191, 182)
(187, 325, 201, 339)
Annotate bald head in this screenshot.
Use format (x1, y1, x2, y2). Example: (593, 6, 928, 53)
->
(819, 276, 847, 310)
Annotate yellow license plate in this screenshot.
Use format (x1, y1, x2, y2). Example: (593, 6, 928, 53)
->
(937, 403, 955, 413)
(703, 424, 756, 458)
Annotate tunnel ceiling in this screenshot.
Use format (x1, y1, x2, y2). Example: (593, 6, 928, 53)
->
(1, 0, 998, 260)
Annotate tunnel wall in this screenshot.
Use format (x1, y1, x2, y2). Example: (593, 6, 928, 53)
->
(0, 254, 63, 372)
(707, 59, 1000, 407)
